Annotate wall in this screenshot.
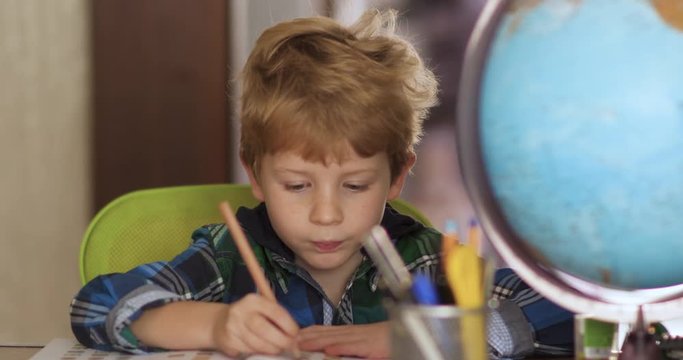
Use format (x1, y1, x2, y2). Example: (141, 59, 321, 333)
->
(0, 0, 91, 345)
(92, 0, 230, 211)
(0, 0, 326, 345)
(0, 0, 328, 345)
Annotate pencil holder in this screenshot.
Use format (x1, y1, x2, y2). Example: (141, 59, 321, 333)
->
(389, 303, 488, 360)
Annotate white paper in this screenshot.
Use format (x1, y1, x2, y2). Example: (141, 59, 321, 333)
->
(30, 338, 358, 360)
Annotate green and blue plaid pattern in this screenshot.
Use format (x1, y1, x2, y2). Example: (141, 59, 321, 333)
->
(70, 203, 573, 357)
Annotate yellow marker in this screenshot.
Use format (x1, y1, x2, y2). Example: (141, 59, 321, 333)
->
(445, 244, 486, 360)
(446, 246, 483, 307)
(441, 232, 459, 262)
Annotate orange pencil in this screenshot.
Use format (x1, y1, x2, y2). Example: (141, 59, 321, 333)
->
(218, 201, 300, 357)
(467, 219, 480, 255)
(219, 201, 275, 301)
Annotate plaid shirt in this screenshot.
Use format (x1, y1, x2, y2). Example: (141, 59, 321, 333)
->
(70, 203, 573, 357)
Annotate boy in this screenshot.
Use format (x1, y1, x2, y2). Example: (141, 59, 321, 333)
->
(70, 9, 572, 359)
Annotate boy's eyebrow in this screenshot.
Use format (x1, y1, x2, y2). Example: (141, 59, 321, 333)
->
(272, 168, 309, 176)
(273, 167, 380, 176)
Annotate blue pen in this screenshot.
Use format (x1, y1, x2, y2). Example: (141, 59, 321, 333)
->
(411, 273, 440, 305)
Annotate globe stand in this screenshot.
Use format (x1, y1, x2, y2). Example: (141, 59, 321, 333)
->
(618, 307, 659, 360)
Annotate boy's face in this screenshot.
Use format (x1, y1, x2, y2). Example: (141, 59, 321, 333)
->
(245, 145, 411, 275)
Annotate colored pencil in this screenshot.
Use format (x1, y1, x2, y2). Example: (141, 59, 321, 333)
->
(219, 201, 300, 358)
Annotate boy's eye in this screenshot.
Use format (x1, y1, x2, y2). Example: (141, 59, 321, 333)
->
(345, 183, 368, 192)
(284, 183, 308, 192)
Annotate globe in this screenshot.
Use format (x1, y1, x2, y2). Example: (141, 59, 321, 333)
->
(458, 0, 683, 321)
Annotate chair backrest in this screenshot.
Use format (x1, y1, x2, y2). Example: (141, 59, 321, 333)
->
(80, 183, 432, 284)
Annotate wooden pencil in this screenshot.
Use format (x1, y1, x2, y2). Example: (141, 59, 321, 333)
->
(467, 219, 481, 255)
(219, 201, 275, 301)
(218, 201, 300, 358)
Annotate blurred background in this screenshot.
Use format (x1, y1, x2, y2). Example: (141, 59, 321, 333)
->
(0, 0, 485, 345)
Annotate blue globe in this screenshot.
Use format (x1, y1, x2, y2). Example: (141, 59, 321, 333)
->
(458, 0, 683, 318)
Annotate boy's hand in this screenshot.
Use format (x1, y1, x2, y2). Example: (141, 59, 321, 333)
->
(212, 293, 299, 357)
(298, 322, 390, 359)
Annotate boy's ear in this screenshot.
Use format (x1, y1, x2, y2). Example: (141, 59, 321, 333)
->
(242, 159, 265, 202)
(387, 153, 416, 201)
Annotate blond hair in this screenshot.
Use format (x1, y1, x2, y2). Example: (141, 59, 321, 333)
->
(239, 9, 438, 180)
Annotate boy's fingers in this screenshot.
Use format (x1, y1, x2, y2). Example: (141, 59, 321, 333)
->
(299, 323, 390, 358)
(222, 295, 299, 355)
(300, 324, 341, 335)
(297, 325, 323, 339)
(246, 314, 296, 351)
(242, 328, 282, 355)
(216, 330, 250, 357)
(219, 318, 285, 356)
(325, 344, 368, 358)
(324, 343, 358, 356)
(259, 301, 299, 337)
(325, 341, 389, 359)
(298, 324, 359, 341)
(300, 337, 366, 357)
(299, 335, 345, 350)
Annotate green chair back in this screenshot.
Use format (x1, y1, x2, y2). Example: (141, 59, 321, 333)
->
(80, 183, 432, 284)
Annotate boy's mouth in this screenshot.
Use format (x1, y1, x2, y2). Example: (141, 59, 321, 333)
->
(312, 240, 343, 253)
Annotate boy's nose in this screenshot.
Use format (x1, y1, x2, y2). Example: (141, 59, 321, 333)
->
(309, 191, 343, 225)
